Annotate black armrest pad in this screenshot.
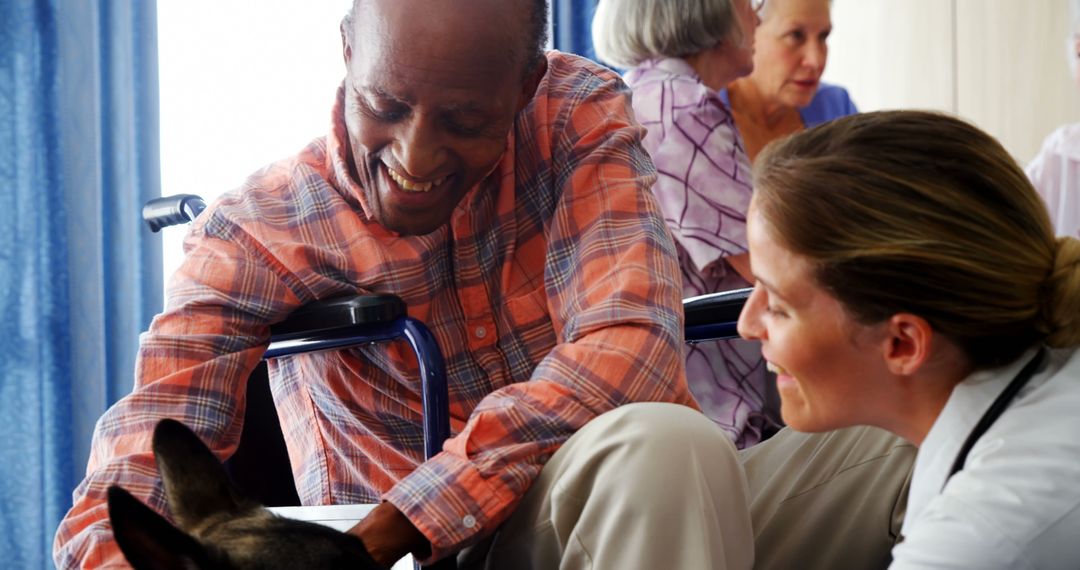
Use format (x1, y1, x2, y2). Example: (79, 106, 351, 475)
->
(270, 294, 406, 339)
(682, 288, 752, 327)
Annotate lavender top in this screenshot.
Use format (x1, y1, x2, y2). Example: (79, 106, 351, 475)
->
(625, 57, 775, 447)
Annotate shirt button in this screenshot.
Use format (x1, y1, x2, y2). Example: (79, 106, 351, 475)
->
(474, 326, 487, 339)
(462, 515, 477, 528)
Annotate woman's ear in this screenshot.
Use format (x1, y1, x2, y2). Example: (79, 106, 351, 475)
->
(882, 313, 934, 376)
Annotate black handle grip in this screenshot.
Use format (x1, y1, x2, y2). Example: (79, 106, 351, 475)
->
(270, 294, 408, 340)
(143, 194, 207, 232)
(682, 287, 752, 327)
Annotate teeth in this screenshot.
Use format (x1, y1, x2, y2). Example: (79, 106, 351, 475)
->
(766, 361, 788, 375)
(387, 167, 446, 193)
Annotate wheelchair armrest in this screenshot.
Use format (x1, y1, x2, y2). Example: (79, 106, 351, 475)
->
(263, 293, 452, 462)
(683, 287, 752, 342)
(270, 294, 407, 340)
(683, 287, 752, 325)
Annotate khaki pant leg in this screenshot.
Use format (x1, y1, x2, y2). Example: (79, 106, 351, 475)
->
(459, 402, 755, 570)
(738, 426, 915, 570)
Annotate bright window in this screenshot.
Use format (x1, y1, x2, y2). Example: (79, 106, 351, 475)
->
(157, 1, 351, 286)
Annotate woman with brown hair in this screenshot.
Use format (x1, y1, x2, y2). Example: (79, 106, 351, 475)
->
(738, 110, 1080, 567)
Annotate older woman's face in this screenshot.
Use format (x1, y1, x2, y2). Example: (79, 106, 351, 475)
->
(726, 0, 764, 79)
(737, 203, 890, 432)
(751, 0, 832, 109)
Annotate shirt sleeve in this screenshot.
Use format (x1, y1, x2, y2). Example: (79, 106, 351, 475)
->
(384, 64, 694, 562)
(841, 87, 858, 115)
(648, 95, 753, 277)
(52, 205, 305, 568)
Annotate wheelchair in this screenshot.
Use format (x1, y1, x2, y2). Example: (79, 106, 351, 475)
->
(144, 194, 750, 569)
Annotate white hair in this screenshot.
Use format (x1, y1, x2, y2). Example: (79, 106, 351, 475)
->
(591, 0, 742, 69)
(759, 0, 833, 21)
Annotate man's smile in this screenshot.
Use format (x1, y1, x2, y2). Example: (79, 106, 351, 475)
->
(386, 165, 450, 193)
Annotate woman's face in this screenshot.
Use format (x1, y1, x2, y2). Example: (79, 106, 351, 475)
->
(737, 204, 891, 432)
(750, 0, 832, 109)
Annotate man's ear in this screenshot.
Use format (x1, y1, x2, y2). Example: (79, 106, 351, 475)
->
(515, 56, 548, 114)
(881, 313, 934, 376)
(341, 20, 353, 68)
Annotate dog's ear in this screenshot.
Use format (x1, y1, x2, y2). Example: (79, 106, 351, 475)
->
(107, 486, 216, 570)
(152, 419, 256, 530)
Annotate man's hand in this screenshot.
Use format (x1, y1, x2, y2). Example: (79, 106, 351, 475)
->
(348, 501, 431, 568)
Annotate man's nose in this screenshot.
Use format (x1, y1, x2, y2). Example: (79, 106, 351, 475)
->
(393, 119, 446, 179)
(737, 284, 767, 341)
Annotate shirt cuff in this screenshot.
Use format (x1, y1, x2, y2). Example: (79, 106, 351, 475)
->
(383, 449, 520, 564)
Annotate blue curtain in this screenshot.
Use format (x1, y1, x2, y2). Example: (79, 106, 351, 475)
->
(552, 0, 598, 61)
(0, 0, 161, 567)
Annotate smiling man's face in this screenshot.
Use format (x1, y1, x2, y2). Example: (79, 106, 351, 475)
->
(340, 0, 536, 235)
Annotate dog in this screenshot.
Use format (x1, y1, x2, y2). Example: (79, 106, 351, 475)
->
(107, 418, 382, 569)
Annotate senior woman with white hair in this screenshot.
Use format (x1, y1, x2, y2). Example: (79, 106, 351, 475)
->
(592, 0, 781, 449)
(724, 0, 855, 162)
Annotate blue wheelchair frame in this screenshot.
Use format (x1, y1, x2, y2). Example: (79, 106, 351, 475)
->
(144, 194, 751, 568)
(146, 195, 454, 462)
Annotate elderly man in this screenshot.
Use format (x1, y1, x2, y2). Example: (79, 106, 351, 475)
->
(53, 0, 752, 567)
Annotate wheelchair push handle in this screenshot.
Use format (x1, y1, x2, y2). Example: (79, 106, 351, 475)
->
(143, 194, 207, 232)
(682, 287, 752, 343)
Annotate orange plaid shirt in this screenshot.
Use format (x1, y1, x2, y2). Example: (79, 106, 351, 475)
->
(54, 51, 693, 567)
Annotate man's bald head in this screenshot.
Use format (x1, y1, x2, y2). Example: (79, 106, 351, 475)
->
(336, 0, 551, 235)
(344, 0, 549, 77)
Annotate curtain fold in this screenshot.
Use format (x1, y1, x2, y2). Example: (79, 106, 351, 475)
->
(0, 1, 161, 567)
(552, 0, 598, 61)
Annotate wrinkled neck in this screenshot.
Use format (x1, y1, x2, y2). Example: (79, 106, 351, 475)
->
(728, 78, 794, 127)
(684, 50, 743, 92)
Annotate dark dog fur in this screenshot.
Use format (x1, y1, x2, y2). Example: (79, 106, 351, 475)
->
(107, 418, 381, 569)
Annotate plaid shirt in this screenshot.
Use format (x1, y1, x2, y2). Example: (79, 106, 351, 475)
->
(54, 51, 692, 567)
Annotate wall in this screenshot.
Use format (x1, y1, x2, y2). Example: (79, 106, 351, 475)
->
(824, 0, 1080, 164)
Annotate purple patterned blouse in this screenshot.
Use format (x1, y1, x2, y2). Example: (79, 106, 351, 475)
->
(625, 57, 776, 447)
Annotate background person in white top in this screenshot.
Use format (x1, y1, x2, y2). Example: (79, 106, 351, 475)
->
(737, 110, 1080, 568)
(1026, 0, 1080, 238)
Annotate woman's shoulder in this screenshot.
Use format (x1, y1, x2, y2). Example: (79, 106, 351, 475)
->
(801, 83, 858, 127)
(901, 347, 1080, 566)
(1034, 122, 1080, 161)
(626, 61, 730, 130)
(625, 58, 709, 96)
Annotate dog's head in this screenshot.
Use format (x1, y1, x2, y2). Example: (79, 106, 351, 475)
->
(107, 419, 381, 569)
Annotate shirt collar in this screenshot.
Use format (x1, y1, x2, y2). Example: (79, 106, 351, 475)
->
(904, 347, 1043, 532)
(639, 57, 702, 82)
(326, 83, 372, 219)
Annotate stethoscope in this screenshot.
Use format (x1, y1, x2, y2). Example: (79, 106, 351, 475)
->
(945, 347, 1046, 485)
(896, 347, 1047, 547)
